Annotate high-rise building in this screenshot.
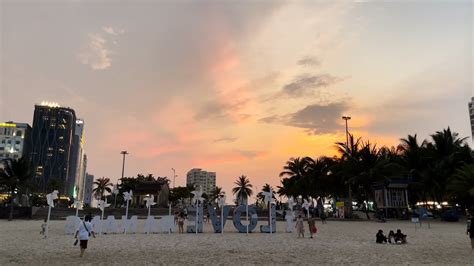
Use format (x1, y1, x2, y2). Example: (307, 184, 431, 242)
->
(79, 154, 88, 201)
(68, 119, 86, 200)
(83, 173, 94, 206)
(469, 97, 474, 140)
(186, 168, 216, 196)
(0, 122, 32, 161)
(31, 102, 77, 196)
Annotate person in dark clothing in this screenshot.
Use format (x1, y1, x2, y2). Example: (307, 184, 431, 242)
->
(394, 229, 407, 244)
(388, 230, 395, 244)
(467, 210, 474, 250)
(376, 229, 387, 244)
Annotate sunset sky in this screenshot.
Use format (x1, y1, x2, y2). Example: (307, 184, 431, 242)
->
(1, 1, 472, 199)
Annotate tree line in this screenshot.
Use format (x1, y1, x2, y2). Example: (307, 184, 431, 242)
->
(276, 128, 474, 212)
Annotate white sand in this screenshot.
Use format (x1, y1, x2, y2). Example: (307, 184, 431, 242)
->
(0, 219, 472, 265)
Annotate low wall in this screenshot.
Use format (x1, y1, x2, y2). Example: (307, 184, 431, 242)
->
(0, 207, 32, 219)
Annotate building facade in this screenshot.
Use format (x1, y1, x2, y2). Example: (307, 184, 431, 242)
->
(31, 102, 77, 196)
(68, 119, 86, 200)
(469, 97, 474, 140)
(83, 173, 94, 206)
(186, 168, 216, 196)
(0, 122, 32, 161)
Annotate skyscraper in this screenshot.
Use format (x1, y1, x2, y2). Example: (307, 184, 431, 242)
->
(31, 102, 77, 196)
(186, 168, 216, 196)
(83, 172, 94, 206)
(68, 119, 86, 200)
(0, 122, 32, 161)
(469, 97, 474, 140)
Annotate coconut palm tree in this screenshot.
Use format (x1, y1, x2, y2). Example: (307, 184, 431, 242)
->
(232, 175, 253, 205)
(209, 186, 223, 203)
(423, 128, 471, 205)
(306, 156, 335, 198)
(0, 157, 32, 221)
(92, 177, 113, 200)
(257, 183, 276, 207)
(449, 164, 474, 208)
(279, 157, 312, 198)
(398, 134, 429, 206)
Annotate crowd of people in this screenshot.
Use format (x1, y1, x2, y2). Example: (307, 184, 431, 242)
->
(376, 229, 407, 244)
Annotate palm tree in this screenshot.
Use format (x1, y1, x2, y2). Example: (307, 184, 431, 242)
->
(424, 128, 471, 205)
(232, 175, 253, 205)
(92, 177, 113, 200)
(306, 156, 335, 198)
(279, 157, 312, 198)
(0, 158, 32, 221)
(209, 186, 223, 203)
(449, 164, 474, 208)
(257, 183, 276, 207)
(398, 134, 428, 206)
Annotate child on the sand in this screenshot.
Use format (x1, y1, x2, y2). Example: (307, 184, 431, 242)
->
(74, 215, 96, 257)
(40, 218, 47, 238)
(295, 215, 304, 238)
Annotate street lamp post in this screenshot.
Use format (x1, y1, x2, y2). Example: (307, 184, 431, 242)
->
(341, 116, 352, 218)
(171, 168, 177, 189)
(120, 151, 129, 178)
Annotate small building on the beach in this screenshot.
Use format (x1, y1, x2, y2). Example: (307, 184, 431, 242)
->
(133, 180, 170, 207)
(373, 179, 410, 218)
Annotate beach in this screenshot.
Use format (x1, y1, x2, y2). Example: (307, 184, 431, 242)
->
(0, 219, 472, 265)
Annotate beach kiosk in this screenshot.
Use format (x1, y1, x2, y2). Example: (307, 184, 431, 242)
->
(373, 179, 410, 219)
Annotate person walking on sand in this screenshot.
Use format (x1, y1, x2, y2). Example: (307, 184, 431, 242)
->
(178, 212, 185, 233)
(295, 215, 305, 238)
(308, 214, 317, 239)
(74, 215, 95, 257)
(467, 210, 474, 250)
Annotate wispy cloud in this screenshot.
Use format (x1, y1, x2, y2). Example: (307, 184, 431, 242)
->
(283, 73, 343, 97)
(213, 137, 238, 143)
(297, 56, 320, 67)
(260, 102, 348, 135)
(102, 26, 125, 36)
(77, 33, 112, 70)
(77, 26, 124, 70)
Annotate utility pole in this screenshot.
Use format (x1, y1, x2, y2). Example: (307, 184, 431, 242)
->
(120, 150, 129, 181)
(342, 116, 352, 218)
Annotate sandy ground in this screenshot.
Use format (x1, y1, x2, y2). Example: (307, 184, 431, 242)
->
(0, 218, 472, 265)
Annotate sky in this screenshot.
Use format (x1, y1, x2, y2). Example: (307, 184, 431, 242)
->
(1, 0, 473, 200)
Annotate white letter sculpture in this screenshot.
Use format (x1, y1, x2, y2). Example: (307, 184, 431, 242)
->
(302, 198, 310, 218)
(73, 200, 82, 217)
(105, 215, 119, 234)
(191, 187, 204, 234)
(218, 194, 226, 234)
(45, 190, 58, 238)
(97, 199, 110, 235)
(123, 190, 133, 234)
(260, 188, 276, 234)
(286, 196, 297, 233)
(144, 195, 157, 234)
(65, 215, 81, 235)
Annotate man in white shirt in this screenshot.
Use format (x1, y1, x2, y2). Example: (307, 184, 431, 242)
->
(74, 215, 96, 257)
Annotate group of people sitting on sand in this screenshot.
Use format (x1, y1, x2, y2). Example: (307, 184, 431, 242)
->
(376, 229, 407, 244)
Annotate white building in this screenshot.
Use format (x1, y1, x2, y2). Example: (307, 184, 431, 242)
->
(469, 97, 474, 140)
(186, 168, 216, 196)
(83, 172, 94, 206)
(0, 122, 32, 160)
